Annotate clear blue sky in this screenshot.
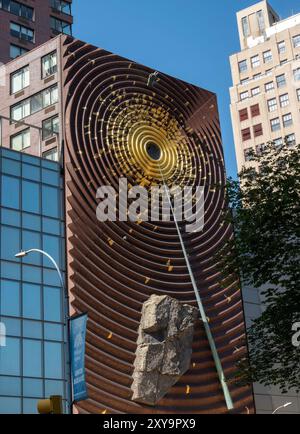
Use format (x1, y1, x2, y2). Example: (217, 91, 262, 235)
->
(72, 0, 299, 179)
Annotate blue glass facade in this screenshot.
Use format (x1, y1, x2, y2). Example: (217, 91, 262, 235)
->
(0, 147, 69, 414)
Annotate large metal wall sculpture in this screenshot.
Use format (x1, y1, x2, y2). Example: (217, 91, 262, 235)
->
(62, 36, 254, 414)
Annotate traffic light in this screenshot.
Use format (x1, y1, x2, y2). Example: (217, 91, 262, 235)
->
(37, 395, 63, 414)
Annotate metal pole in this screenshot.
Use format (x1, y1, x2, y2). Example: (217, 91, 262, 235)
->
(16, 249, 73, 414)
(158, 167, 234, 411)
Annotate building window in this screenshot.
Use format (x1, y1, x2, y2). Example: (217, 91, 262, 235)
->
(294, 68, 300, 81)
(286, 133, 296, 147)
(11, 98, 30, 120)
(256, 10, 265, 32)
(11, 85, 58, 121)
(239, 108, 248, 122)
(10, 22, 34, 43)
(0, 1, 33, 21)
(293, 35, 300, 48)
(253, 123, 263, 137)
(50, 16, 72, 35)
(42, 52, 57, 78)
(250, 104, 260, 117)
(244, 148, 254, 161)
(238, 60, 248, 73)
(297, 89, 300, 101)
(279, 93, 289, 108)
(251, 86, 260, 96)
(253, 73, 262, 80)
(273, 137, 283, 148)
(263, 50, 272, 63)
(240, 91, 249, 101)
(282, 113, 293, 128)
(10, 128, 30, 151)
(265, 81, 274, 92)
(43, 148, 58, 161)
(42, 116, 59, 140)
(256, 143, 266, 155)
(240, 78, 249, 85)
(277, 41, 286, 54)
(10, 44, 28, 59)
(267, 98, 277, 112)
(270, 118, 280, 132)
(251, 55, 260, 68)
(242, 16, 250, 37)
(276, 74, 286, 88)
(241, 127, 251, 142)
(50, 0, 71, 15)
(10, 65, 29, 94)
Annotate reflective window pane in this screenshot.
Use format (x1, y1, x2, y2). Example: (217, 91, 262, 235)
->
(22, 213, 41, 232)
(1, 226, 20, 261)
(45, 379, 64, 397)
(0, 337, 21, 376)
(0, 317, 21, 336)
(23, 398, 39, 414)
(43, 268, 62, 286)
(22, 264, 42, 284)
(23, 378, 43, 398)
(42, 169, 60, 186)
(22, 153, 39, 166)
(44, 342, 63, 379)
(1, 261, 21, 280)
(2, 158, 21, 176)
(22, 180, 40, 214)
(22, 163, 40, 181)
(44, 323, 63, 341)
(23, 339, 42, 377)
(1, 209, 21, 226)
(0, 280, 20, 317)
(22, 283, 41, 319)
(0, 397, 21, 414)
(42, 185, 59, 217)
(1, 175, 20, 209)
(43, 217, 60, 235)
(23, 320, 42, 339)
(43, 286, 62, 322)
(22, 231, 41, 265)
(42, 234, 60, 268)
(0, 376, 21, 397)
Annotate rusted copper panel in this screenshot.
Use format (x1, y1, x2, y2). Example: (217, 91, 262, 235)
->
(62, 36, 254, 414)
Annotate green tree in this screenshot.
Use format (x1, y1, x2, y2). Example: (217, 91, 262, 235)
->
(218, 142, 300, 392)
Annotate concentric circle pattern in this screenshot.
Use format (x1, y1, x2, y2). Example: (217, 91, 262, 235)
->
(62, 37, 254, 414)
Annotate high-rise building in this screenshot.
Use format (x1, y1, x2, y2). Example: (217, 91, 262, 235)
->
(230, 0, 300, 173)
(0, 0, 73, 65)
(230, 1, 300, 414)
(0, 146, 70, 414)
(0, 34, 255, 413)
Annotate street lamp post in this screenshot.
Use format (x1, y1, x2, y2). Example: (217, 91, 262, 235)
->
(15, 249, 73, 414)
(272, 402, 292, 414)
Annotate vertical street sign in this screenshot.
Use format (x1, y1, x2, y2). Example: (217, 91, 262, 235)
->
(70, 313, 88, 403)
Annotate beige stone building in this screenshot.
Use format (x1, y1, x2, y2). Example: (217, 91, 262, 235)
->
(230, 1, 300, 415)
(230, 0, 300, 173)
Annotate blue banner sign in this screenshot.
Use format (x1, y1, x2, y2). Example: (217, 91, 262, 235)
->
(70, 313, 88, 402)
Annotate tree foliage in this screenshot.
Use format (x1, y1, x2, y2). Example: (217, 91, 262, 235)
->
(218, 142, 300, 391)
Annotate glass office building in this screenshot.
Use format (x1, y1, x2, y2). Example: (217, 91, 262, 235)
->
(0, 147, 69, 414)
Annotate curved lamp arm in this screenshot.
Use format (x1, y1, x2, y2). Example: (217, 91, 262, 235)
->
(15, 249, 66, 295)
(272, 402, 292, 414)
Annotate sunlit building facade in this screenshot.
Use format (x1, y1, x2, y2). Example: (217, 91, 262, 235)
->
(0, 33, 255, 413)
